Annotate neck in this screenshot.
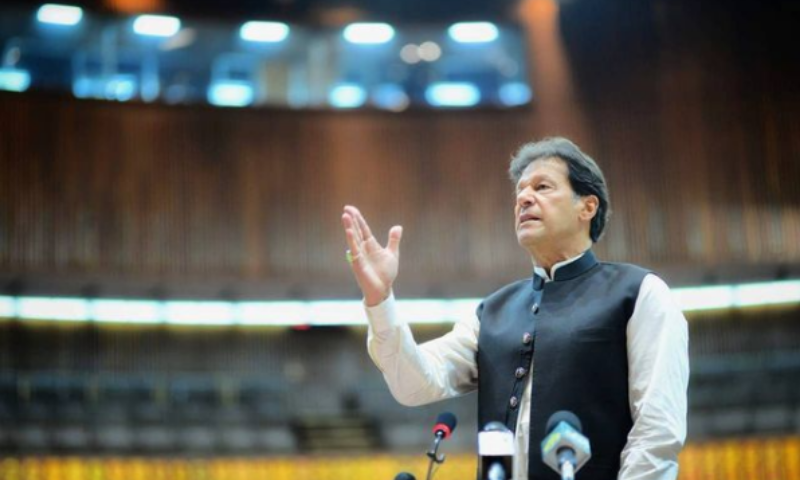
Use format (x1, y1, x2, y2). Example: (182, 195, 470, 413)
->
(528, 237, 592, 274)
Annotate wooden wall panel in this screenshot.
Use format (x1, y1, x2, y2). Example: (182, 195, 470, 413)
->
(0, 0, 798, 298)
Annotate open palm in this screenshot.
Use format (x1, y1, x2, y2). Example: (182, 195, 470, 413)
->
(341, 205, 403, 306)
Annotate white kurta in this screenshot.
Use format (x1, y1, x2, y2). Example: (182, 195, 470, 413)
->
(364, 256, 689, 480)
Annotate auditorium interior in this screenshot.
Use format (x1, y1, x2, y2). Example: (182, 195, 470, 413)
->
(0, 0, 798, 478)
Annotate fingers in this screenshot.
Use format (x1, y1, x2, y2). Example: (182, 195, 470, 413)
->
(343, 205, 364, 244)
(354, 209, 374, 242)
(344, 205, 375, 244)
(386, 225, 403, 257)
(342, 214, 362, 258)
(342, 207, 366, 245)
(343, 206, 402, 259)
(345, 230, 368, 268)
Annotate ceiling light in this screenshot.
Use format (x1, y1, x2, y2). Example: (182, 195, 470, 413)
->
(343, 23, 395, 45)
(448, 22, 499, 43)
(240, 21, 290, 43)
(36, 4, 83, 26)
(133, 14, 181, 37)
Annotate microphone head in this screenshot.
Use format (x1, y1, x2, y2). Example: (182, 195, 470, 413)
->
(541, 411, 591, 476)
(482, 421, 511, 433)
(545, 410, 582, 435)
(433, 412, 458, 439)
(478, 421, 515, 457)
(394, 473, 416, 480)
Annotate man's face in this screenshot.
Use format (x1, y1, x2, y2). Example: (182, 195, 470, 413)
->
(514, 157, 591, 250)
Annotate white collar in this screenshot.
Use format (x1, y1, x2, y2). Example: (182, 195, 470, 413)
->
(533, 251, 586, 283)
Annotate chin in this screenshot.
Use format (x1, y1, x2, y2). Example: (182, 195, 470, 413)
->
(516, 232, 542, 249)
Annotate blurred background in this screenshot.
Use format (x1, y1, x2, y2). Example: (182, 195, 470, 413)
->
(0, 0, 799, 478)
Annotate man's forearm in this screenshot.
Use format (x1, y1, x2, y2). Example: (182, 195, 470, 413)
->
(365, 293, 479, 406)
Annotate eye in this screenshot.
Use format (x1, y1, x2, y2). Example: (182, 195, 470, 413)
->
(535, 183, 551, 191)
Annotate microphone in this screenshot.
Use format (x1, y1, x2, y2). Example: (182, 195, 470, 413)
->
(394, 473, 416, 480)
(540, 411, 591, 480)
(425, 412, 457, 480)
(432, 412, 457, 440)
(478, 421, 514, 480)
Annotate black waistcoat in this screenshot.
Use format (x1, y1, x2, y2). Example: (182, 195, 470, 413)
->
(476, 251, 649, 480)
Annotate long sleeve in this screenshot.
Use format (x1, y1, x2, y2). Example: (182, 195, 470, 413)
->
(365, 293, 479, 407)
(619, 274, 690, 480)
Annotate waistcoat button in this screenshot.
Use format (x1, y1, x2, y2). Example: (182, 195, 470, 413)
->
(509, 396, 519, 409)
(515, 367, 527, 379)
(531, 303, 539, 314)
(522, 332, 533, 345)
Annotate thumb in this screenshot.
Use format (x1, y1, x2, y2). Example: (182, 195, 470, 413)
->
(386, 225, 403, 257)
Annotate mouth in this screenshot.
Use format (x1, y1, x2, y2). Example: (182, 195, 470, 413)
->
(518, 213, 542, 226)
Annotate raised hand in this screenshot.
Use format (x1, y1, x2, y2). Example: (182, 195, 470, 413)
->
(341, 205, 403, 306)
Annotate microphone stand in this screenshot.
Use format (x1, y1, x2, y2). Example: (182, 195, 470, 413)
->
(425, 432, 446, 480)
(560, 461, 575, 480)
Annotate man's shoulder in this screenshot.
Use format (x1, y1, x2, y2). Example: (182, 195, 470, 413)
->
(480, 278, 531, 307)
(598, 260, 653, 279)
(596, 262, 668, 303)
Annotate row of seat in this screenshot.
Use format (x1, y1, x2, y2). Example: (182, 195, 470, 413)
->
(0, 424, 296, 454)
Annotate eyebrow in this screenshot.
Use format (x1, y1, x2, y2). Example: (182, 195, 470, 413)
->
(517, 174, 557, 191)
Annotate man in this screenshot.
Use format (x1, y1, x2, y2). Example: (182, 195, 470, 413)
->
(341, 137, 689, 480)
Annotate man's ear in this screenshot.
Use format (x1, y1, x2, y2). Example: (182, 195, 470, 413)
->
(579, 195, 599, 221)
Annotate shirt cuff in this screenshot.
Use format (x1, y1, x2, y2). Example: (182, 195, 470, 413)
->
(364, 291, 398, 334)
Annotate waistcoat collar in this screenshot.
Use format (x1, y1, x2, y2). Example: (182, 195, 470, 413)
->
(532, 250, 598, 291)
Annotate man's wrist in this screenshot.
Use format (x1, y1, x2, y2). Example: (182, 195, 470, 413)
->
(364, 291, 397, 333)
(364, 288, 392, 307)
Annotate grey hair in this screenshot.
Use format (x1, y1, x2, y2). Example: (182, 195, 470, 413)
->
(509, 137, 610, 243)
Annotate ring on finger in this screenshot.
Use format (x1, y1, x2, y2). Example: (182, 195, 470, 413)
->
(346, 249, 360, 264)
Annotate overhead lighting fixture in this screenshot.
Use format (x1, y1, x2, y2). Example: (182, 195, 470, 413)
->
(240, 21, 290, 43)
(418, 41, 442, 62)
(448, 22, 499, 44)
(372, 84, 409, 112)
(0, 297, 15, 318)
(36, 4, 83, 26)
(238, 301, 308, 326)
(92, 300, 161, 324)
(0, 68, 31, 92)
(343, 23, 395, 45)
(105, 75, 137, 102)
(499, 82, 532, 106)
(400, 44, 420, 64)
(734, 281, 800, 307)
(73, 76, 105, 99)
(425, 82, 481, 107)
(208, 81, 254, 107)
(307, 301, 364, 326)
(2, 279, 798, 326)
(329, 83, 367, 108)
(165, 301, 236, 325)
(159, 28, 196, 51)
(672, 286, 734, 312)
(133, 14, 181, 37)
(673, 280, 800, 311)
(16, 297, 89, 322)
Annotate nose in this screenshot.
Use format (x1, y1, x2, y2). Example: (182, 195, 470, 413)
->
(517, 186, 534, 209)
